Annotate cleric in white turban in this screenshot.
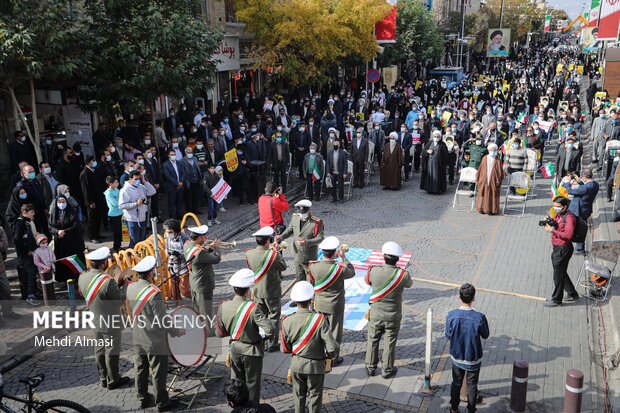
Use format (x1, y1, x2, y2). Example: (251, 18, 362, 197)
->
(380, 131, 405, 190)
(476, 142, 505, 215)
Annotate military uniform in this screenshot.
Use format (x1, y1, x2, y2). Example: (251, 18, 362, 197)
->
(281, 308, 339, 413)
(308, 257, 354, 360)
(126, 279, 172, 409)
(184, 241, 221, 333)
(364, 264, 412, 376)
(216, 295, 276, 404)
(245, 245, 287, 330)
(280, 213, 324, 282)
(78, 268, 123, 387)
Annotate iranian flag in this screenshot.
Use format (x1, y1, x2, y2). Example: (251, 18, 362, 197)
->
(544, 15, 551, 32)
(598, 0, 620, 40)
(517, 113, 528, 124)
(375, 0, 397, 43)
(541, 162, 555, 178)
(312, 163, 321, 181)
(550, 181, 559, 199)
(58, 255, 86, 275)
(589, 0, 600, 27)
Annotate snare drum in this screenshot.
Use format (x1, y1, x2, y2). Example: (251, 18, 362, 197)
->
(166, 306, 208, 367)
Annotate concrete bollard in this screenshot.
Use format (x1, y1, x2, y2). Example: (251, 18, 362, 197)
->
(423, 308, 432, 389)
(563, 369, 584, 413)
(510, 360, 529, 412)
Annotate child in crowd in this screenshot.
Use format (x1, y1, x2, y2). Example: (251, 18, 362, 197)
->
(202, 164, 222, 226)
(163, 219, 190, 300)
(32, 233, 56, 302)
(215, 166, 227, 212)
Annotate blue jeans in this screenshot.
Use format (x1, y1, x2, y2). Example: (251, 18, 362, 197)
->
(575, 242, 585, 252)
(127, 221, 147, 248)
(208, 198, 218, 220)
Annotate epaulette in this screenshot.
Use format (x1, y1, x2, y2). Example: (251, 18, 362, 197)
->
(310, 216, 322, 222)
(307, 260, 320, 265)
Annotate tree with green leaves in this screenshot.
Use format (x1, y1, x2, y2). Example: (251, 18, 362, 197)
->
(0, 0, 83, 163)
(378, 0, 444, 67)
(78, 0, 223, 118)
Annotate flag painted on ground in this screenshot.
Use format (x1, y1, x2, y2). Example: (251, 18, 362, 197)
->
(58, 255, 86, 275)
(282, 247, 412, 331)
(541, 162, 555, 178)
(312, 163, 321, 181)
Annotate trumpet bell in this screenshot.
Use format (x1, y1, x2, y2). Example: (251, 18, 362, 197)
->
(280, 241, 288, 250)
(340, 244, 350, 253)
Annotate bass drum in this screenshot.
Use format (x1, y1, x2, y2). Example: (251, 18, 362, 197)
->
(166, 306, 208, 367)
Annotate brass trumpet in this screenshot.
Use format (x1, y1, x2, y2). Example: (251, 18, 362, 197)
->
(270, 241, 287, 252)
(340, 244, 350, 253)
(208, 240, 238, 249)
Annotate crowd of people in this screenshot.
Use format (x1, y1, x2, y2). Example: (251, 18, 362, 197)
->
(1, 35, 618, 413)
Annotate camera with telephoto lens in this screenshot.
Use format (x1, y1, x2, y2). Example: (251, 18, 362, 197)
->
(538, 217, 558, 228)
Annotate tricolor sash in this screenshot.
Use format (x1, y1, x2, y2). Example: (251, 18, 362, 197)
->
(369, 268, 407, 303)
(252, 249, 278, 284)
(84, 272, 111, 308)
(131, 284, 160, 318)
(313, 263, 344, 292)
(185, 244, 203, 262)
(230, 301, 256, 341)
(292, 313, 324, 355)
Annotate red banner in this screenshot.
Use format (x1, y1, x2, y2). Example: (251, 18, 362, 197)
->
(598, 0, 620, 40)
(375, 0, 397, 44)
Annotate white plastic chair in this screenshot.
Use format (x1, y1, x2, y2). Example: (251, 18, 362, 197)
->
(343, 160, 354, 200)
(452, 167, 478, 211)
(502, 172, 531, 217)
(366, 140, 375, 177)
(576, 240, 620, 303)
(524, 148, 538, 187)
(286, 152, 293, 186)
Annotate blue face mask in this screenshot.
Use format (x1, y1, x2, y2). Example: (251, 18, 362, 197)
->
(224, 118, 229, 123)
(237, 150, 243, 155)
(179, 128, 184, 133)
(45, 140, 52, 145)
(600, 114, 605, 118)
(276, 137, 282, 143)
(27, 172, 36, 180)
(567, 126, 573, 131)
(91, 161, 98, 168)
(200, 110, 205, 115)
(511, 144, 519, 149)
(613, 120, 617, 125)
(567, 144, 574, 149)
(19, 193, 27, 200)
(196, 144, 203, 150)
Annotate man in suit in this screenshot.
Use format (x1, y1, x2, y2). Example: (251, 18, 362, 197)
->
(555, 137, 582, 178)
(561, 169, 599, 254)
(276, 200, 324, 284)
(80, 156, 104, 243)
(245, 226, 287, 352)
(369, 123, 386, 165)
(162, 149, 186, 219)
(350, 127, 369, 188)
(270, 133, 289, 192)
(396, 124, 413, 181)
(306, 117, 320, 147)
(280, 281, 339, 413)
(36, 161, 60, 210)
(364, 242, 412, 378)
(325, 140, 349, 203)
(204, 139, 224, 167)
(307, 236, 355, 365)
(180, 147, 203, 214)
(143, 146, 161, 220)
(164, 108, 178, 139)
(294, 123, 311, 178)
(303, 143, 324, 201)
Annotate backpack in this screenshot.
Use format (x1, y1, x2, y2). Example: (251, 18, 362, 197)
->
(563, 213, 588, 243)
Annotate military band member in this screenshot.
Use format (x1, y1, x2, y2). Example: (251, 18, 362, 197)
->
(281, 281, 339, 413)
(245, 226, 287, 352)
(307, 236, 354, 365)
(276, 200, 324, 284)
(127, 256, 183, 411)
(80, 246, 129, 390)
(184, 224, 221, 334)
(216, 268, 276, 404)
(364, 242, 412, 379)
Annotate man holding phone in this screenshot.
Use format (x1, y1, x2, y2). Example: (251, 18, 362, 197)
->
(119, 170, 156, 248)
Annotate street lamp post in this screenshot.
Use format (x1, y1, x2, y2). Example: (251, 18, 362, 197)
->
(499, 0, 505, 28)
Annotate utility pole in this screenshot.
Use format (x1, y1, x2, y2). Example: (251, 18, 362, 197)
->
(499, 0, 505, 28)
(459, 0, 466, 67)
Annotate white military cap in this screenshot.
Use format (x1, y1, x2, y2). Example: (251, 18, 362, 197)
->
(252, 226, 275, 237)
(290, 281, 314, 302)
(319, 236, 339, 250)
(188, 225, 209, 235)
(487, 143, 498, 150)
(382, 241, 403, 257)
(229, 268, 255, 288)
(133, 256, 157, 273)
(295, 199, 312, 208)
(85, 246, 110, 261)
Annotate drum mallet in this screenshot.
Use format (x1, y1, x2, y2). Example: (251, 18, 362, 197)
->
(563, 369, 583, 413)
(510, 360, 529, 412)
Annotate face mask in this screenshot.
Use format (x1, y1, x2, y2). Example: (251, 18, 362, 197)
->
(447, 144, 454, 151)
(309, 122, 314, 126)
(251, 128, 257, 132)
(74, 152, 81, 156)
(277, 126, 282, 131)
(431, 114, 436, 118)
(224, 118, 229, 123)
(144, 139, 151, 145)
(146, 153, 153, 159)
(136, 159, 143, 165)
(512, 144, 519, 149)
(469, 116, 475, 120)
(489, 152, 497, 157)
(91, 161, 98, 168)
(185, 152, 193, 159)
(600, 114, 605, 118)
(237, 150, 243, 155)
(240, 127, 245, 132)
(401, 128, 406, 133)
(19, 193, 27, 200)
(374, 126, 380, 131)
(169, 156, 176, 161)
(299, 213, 308, 220)
(220, 130, 226, 136)
(45, 139, 52, 145)
(309, 148, 316, 154)
(57, 202, 67, 210)
(43, 167, 51, 174)
(172, 143, 179, 148)
(299, 127, 305, 132)
(200, 111, 205, 115)
(196, 144, 203, 150)
(20, 136, 26, 142)
(110, 146, 116, 153)
(27, 172, 36, 180)
(613, 120, 618, 125)
(567, 144, 574, 149)
(432, 137, 440, 143)
(553, 206, 563, 214)
(451, 128, 457, 132)
(140, 170, 146, 175)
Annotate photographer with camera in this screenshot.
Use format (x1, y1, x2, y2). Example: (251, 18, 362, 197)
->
(560, 169, 599, 255)
(541, 196, 580, 307)
(119, 170, 156, 248)
(258, 182, 289, 234)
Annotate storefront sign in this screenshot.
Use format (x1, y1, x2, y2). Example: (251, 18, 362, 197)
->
(214, 35, 240, 72)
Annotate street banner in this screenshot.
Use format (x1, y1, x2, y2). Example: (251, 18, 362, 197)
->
(210, 178, 232, 204)
(487, 28, 510, 57)
(263, 99, 273, 111)
(440, 111, 452, 127)
(375, 0, 397, 43)
(598, 0, 620, 40)
(589, 0, 600, 26)
(538, 120, 554, 133)
(544, 15, 551, 31)
(224, 148, 239, 172)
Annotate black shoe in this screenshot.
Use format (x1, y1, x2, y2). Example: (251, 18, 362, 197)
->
(564, 294, 579, 302)
(382, 366, 398, 379)
(107, 376, 130, 390)
(4, 310, 21, 319)
(544, 300, 562, 307)
(608, 198, 613, 202)
(331, 199, 338, 203)
(158, 398, 180, 412)
(366, 368, 375, 377)
(574, 250, 585, 255)
(140, 395, 155, 409)
(101, 380, 107, 388)
(333, 356, 344, 366)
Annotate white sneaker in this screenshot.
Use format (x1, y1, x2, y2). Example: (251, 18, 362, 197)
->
(219, 207, 227, 212)
(207, 220, 213, 226)
(213, 219, 222, 225)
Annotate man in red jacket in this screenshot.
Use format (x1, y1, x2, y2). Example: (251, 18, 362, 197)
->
(258, 182, 289, 233)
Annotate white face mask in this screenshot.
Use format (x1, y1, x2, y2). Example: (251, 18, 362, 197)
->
(43, 167, 51, 174)
(187, 153, 193, 159)
(137, 159, 144, 164)
(144, 139, 151, 145)
(74, 152, 81, 156)
(489, 151, 497, 157)
(299, 213, 308, 220)
(309, 148, 316, 154)
(400, 128, 406, 133)
(475, 140, 482, 145)
(146, 152, 153, 159)
(172, 143, 179, 148)
(433, 137, 440, 142)
(277, 126, 282, 131)
(169, 156, 176, 161)
(105, 155, 112, 162)
(57, 202, 67, 210)
(110, 146, 116, 153)
(553, 206, 563, 213)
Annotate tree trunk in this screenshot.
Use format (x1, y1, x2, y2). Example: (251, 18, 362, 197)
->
(29, 79, 42, 164)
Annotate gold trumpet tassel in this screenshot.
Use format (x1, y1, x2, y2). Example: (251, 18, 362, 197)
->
(225, 352, 231, 368)
(287, 369, 293, 384)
